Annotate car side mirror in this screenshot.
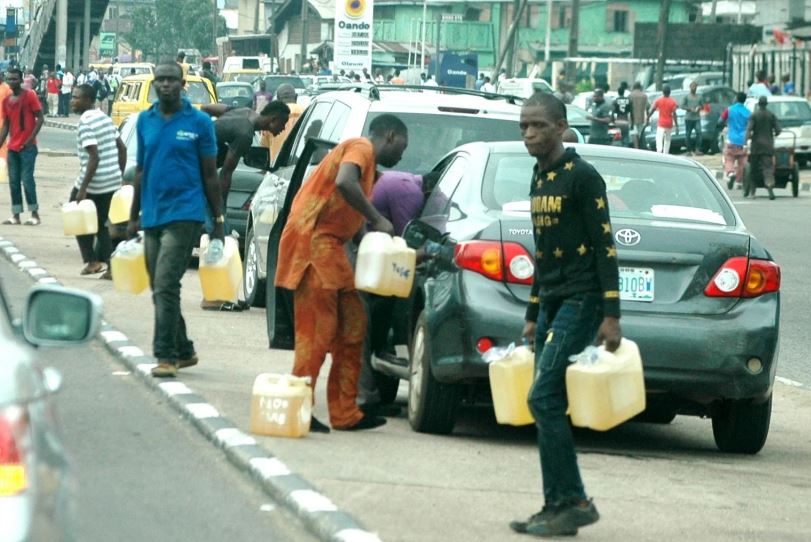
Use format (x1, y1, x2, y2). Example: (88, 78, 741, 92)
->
(23, 285, 102, 346)
(244, 145, 270, 170)
(402, 219, 443, 249)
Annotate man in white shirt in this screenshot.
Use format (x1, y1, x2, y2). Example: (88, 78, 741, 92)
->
(59, 69, 74, 118)
(481, 76, 496, 93)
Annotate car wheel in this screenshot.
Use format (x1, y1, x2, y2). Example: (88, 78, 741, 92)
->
(408, 311, 460, 434)
(711, 396, 772, 454)
(243, 226, 266, 308)
(791, 165, 800, 197)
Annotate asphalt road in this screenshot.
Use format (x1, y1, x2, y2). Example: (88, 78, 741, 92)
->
(38, 124, 78, 155)
(0, 259, 314, 542)
(3, 128, 810, 541)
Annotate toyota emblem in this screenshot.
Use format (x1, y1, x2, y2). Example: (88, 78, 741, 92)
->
(615, 228, 641, 246)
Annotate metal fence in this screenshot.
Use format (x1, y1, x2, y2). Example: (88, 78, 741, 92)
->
(730, 43, 811, 97)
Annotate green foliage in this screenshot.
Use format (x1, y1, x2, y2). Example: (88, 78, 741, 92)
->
(124, 0, 228, 60)
(575, 79, 594, 93)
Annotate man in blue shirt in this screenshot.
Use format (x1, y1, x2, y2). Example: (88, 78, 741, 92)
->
(721, 92, 751, 189)
(127, 62, 224, 378)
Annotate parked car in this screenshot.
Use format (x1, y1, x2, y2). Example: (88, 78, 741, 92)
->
(645, 85, 737, 153)
(116, 112, 266, 254)
(1, 281, 102, 540)
(221, 69, 265, 83)
(370, 142, 774, 453)
(645, 71, 725, 92)
(242, 86, 524, 312)
(565, 104, 591, 141)
(216, 82, 254, 110)
(745, 95, 811, 167)
(111, 73, 217, 127)
(253, 75, 307, 98)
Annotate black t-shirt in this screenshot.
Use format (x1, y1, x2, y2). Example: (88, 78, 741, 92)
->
(215, 108, 254, 165)
(613, 96, 631, 119)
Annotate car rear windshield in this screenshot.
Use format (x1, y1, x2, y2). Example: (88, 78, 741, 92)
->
(219, 86, 252, 98)
(262, 76, 306, 94)
(148, 81, 213, 104)
(363, 112, 519, 174)
(483, 152, 734, 226)
(768, 101, 811, 125)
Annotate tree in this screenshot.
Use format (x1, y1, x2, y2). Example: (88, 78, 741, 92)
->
(124, 0, 228, 61)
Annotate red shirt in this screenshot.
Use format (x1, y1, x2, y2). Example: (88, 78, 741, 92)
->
(2, 90, 42, 152)
(47, 77, 60, 94)
(653, 96, 678, 129)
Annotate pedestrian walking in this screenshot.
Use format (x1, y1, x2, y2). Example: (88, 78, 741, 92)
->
(748, 70, 771, 97)
(0, 72, 11, 164)
(60, 68, 74, 117)
(201, 61, 218, 85)
(587, 89, 613, 145)
(720, 92, 751, 189)
(46, 72, 60, 117)
(511, 91, 621, 538)
(274, 114, 409, 432)
(0, 68, 43, 226)
(22, 69, 37, 92)
(390, 69, 405, 85)
(262, 84, 303, 164)
(682, 82, 704, 156)
(745, 96, 781, 200)
(650, 85, 678, 154)
(612, 83, 632, 147)
(69, 83, 127, 278)
(253, 79, 273, 113)
(126, 62, 224, 378)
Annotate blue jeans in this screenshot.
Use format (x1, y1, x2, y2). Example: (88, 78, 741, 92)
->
(7, 146, 39, 214)
(528, 292, 604, 507)
(143, 221, 199, 361)
(685, 120, 701, 153)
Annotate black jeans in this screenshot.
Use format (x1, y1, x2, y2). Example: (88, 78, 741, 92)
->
(528, 292, 604, 508)
(69, 188, 114, 264)
(58, 92, 70, 116)
(143, 221, 199, 362)
(685, 119, 701, 152)
(358, 293, 408, 404)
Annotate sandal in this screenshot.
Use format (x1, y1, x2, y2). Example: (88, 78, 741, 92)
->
(23, 218, 40, 226)
(2, 217, 20, 225)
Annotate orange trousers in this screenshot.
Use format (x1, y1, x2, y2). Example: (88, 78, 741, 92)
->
(293, 266, 366, 429)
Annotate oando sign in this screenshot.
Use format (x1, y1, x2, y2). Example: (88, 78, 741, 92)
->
(334, 0, 374, 72)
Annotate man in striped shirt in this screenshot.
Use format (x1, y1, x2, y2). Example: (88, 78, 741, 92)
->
(70, 83, 127, 278)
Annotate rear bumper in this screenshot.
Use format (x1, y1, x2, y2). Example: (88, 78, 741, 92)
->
(428, 273, 779, 403)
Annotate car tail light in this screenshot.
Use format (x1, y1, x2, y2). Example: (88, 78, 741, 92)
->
(0, 405, 30, 496)
(454, 241, 534, 285)
(704, 257, 780, 298)
(476, 337, 494, 354)
(700, 103, 711, 116)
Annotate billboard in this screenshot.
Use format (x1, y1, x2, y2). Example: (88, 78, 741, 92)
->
(99, 32, 116, 57)
(334, 0, 373, 73)
(634, 23, 762, 62)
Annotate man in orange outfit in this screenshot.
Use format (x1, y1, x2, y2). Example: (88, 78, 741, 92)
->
(275, 114, 408, 432)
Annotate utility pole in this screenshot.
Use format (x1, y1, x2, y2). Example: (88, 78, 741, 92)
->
(655, 0, 672, 91)
(544, 0, 552, 63)
(710, 0, 718, 21)
(566, 0, 580, 88)
(504, 0, 520, 77)
(299, 0, 308, 73)
(491, 0, 527, 80)
(213, 0, 218, 57)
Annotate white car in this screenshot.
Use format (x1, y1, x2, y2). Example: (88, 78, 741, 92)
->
(745, 96, 811, 166)
(496, 77, 553, 98)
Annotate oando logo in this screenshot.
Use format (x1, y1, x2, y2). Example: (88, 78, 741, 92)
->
(345, 0, 365, 19)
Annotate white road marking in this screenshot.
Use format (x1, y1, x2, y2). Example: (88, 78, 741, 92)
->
(27, 268, 48, 277)
(158, 381, 193, 396)
(259, 504, 276, 512)
(185, 403, 220, 419)
(117, 345, 145, 358)
(2, 246, 20, 254)
(10, 253, 25, 263)
(112, 371, 131, 376)
(17, 260, 36, 268)
(250, 457, 291, 477)
(37, 276, 58, 283)
(215, 427, 257, 447)
(290, 489, 338, 513)
(135, 363, 156, 374)
(776, 376, 804, 388)
(100, 330, 128, 343)
(335, 529, 383, 542)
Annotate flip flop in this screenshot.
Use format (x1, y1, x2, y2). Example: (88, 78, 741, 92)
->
(2, 217, 20, 225)
(23, 218, 40, 226)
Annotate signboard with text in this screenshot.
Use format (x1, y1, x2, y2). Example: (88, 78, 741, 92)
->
(99, 32, 116, 57)
(334, 0, 373, 73)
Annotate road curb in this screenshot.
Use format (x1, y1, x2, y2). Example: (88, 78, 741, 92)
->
(711, 168, 811, 191)
(44, 119, 78, 131)
(0, 235, 383, 542)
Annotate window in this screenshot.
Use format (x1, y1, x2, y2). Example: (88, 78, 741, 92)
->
(613, 10, 628, 32)
(422, 156, 468, 219)
(552, 6, 571, 29)
(321, 101, 351, 142)
(290, 101, 333, 166)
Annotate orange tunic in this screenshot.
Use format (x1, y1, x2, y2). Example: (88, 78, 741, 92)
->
(0, 83, 11, 159)
(275, 138, 376, 290)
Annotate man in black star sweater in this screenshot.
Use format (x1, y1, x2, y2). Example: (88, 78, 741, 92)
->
(510, 92, 622, 538)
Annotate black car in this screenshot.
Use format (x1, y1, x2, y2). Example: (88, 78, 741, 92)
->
(216, 82, 254, 110)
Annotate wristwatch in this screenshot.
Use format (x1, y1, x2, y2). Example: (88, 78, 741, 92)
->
(214, 215, 225, 224)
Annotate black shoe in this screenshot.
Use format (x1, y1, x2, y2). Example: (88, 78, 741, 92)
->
(510, 505, 575, 536)
(341, 414, 387, 431)
(726, 174, 735, 189)
(767, 187, 776, 200)
(360, 403, 402, 417)
(309, 416, 331, 433)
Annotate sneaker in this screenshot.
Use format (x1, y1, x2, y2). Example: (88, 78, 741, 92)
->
(726, 172, 735, 189)
(510, 505, 575, 536)
(151, 361, 178, 378)
(511, 500, 599, 537)
(178, 354, 199, 369)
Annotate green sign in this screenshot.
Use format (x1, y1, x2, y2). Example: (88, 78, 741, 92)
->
(99, 32, 116, 56)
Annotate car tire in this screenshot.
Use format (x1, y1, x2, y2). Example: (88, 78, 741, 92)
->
(711, 396, 772, 454)
(408, 311, 460, 434)
(243, 226, 266, 308)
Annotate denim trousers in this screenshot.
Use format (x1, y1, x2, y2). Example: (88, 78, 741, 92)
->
(685, 120, 702, 152)
(528, 292, 604, 507)
(7, 147, 39, 214)
(143, 221, 199, 361)
(69, 188, 114, 264)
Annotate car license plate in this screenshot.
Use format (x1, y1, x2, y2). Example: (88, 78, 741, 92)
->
(619, 267, 654, 302)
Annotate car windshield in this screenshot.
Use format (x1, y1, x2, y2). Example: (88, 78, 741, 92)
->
(230, 73, 260, 83)
(218, 86, 252, 98)
(768, 101, 811, 124)
(262, 76, 306, 94)
(363, 113, 519, 174)
(482, 152, 734, 226)
(148, 81, 213, 104)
